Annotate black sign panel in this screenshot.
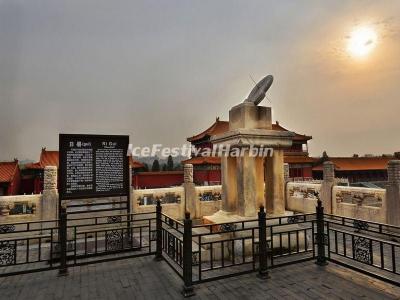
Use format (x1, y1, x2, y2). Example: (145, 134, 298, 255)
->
(59, 134, 129, 200)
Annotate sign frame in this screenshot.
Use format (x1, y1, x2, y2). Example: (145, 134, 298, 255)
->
(59, 133, 130, 201)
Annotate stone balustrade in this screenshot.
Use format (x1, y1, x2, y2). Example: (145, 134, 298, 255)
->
(332, 185, 386, 223)
(286, 182, 321, 213)
(194, 185, 222, 218)
(0, 194, 42, 223)
(132, 186, 185, 219)
(132, 185, 223, 220)
(0, 160, 398, 226)
(286, 181, 387, 223)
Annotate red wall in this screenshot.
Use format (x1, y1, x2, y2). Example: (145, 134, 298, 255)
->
(303, 167, 313, 178)
(132, 170, 222, 189)
(133, 171, 184, 189)
(21, 177, 35, 194)
(193, 170, 221, 185)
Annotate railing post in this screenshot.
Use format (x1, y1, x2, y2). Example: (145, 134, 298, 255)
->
(257, 205, 270, 279)
(58, 205, 68, 276)
(182, 212, 194, 297)
(316, 199, 328, 266)
(155, 200, 162, 261)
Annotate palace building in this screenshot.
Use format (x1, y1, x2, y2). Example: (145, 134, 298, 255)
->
(312, 155, 393, 185)
(183, 117, 315, 185)
(0, 160, 21, 196)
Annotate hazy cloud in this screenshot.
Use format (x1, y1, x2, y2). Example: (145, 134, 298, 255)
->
(0, 0, 399, 161)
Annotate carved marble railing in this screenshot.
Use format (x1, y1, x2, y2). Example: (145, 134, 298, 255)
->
(195, 185, 222, 218)
(134, 187, 183, 206)
(333, 186, 385, 207)
(288, 177, 349, 186)
(332, 186, 386, 223)
(335, 178, 350, 186)
(288, 178, 322, 184)
(132, 187, 185, 220)
(286, 182, 387, 223)
(195, 185, 222, 202)
(132, 185, 223, 220)
(0, 195, 42, 223)
(286, 182, 321, 213)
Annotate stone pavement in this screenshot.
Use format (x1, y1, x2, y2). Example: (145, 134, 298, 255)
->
(0, 256, 399, 300)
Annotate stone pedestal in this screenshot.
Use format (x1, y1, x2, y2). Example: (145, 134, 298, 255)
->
(229, 102, 272, 130)
(320, 161, 335, 214)
(221, 156, 238, 212)
(386, 160, 400, 226)
(205, 103, 294, 221)
(235, 153, 265, 217)
(183, 164, 197, 218)
(42, 166, 58, 220)
(265, 149, 285, 215)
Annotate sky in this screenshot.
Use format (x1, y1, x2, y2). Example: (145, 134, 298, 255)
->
(0, 0, 399, 162)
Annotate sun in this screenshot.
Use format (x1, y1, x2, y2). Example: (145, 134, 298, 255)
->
(347, 26, 377, 58)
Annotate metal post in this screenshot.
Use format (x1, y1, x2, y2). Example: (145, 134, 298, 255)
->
(127, 161, 133, 248)
(182, 212, 194, 297)
(257, 205, 270, 279)
(316, 199, 328, 266)
(58, 205, 68, 276)
(155, 200, 162, 261)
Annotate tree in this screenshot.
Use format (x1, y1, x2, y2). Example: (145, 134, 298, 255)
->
(142, 163, 149, 172)
(151, 159, 160, 171)
(174, 164, 183, 171)
(162, 164, 167, 171)
(167, 155, 174, 171)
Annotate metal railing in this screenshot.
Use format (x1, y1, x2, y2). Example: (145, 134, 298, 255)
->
(1, 198, 400, 297)
(324, 214, 400, 285)
(0, 209, 157, 276)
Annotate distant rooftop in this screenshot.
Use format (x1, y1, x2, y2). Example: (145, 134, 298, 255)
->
(313, 156, 393, 171)
(0, 160, 19, 183)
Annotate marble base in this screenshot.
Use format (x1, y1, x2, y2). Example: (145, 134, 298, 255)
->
(203, 209, 294, 225)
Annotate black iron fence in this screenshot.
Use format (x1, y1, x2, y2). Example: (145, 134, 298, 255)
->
(324, 214, 400, 285)
(0, 199, 400, 296)
(191, 216, 260, 283)
(267, 213, 316, 268)
(0, 209, 157, 276)
(0, 219, 60, 276)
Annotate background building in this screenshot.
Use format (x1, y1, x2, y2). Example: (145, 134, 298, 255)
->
(0, 160, 21, 196)
(312, 155, 393, 187)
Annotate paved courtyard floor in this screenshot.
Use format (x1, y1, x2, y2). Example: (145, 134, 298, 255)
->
(0, 256, 399, 300)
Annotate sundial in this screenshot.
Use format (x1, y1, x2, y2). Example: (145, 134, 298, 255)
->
(244, 75, 273, 106)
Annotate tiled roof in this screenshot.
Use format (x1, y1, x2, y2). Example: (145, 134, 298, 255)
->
(26, 148, 144, 170)
(312, 157, 392, 171)
(272, 122, 312, 141)
(187, 118, 312, 142)
(25, 149, 58, 169)
(0, 160, 19, 183)
(40, 149, 59, 168)
(187, 118, 230, 142)
(182, 156, 222, 165)
(130, 157, 145, 169)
